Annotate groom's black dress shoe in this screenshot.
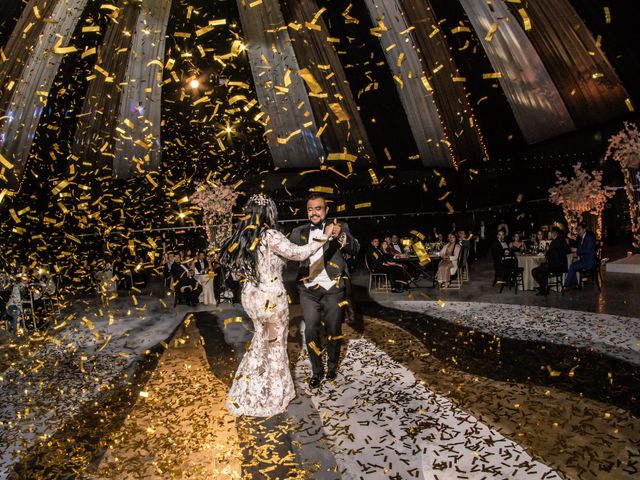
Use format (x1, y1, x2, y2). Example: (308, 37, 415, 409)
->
(308, 375, 322, 388)
(326, 370, 337, 381)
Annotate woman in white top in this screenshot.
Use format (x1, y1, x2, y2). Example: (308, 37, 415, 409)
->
(436, 233, 461, 287)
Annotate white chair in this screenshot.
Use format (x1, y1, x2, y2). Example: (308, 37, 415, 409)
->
(365, 257, 391, 293)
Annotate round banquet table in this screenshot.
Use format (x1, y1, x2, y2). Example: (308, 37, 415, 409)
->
(195, 273, 217, 306)
(517, 254, 546, 291)
(517, 253, 576, 291)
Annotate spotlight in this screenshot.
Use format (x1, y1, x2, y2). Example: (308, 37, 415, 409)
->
(190, 79, 200, 89)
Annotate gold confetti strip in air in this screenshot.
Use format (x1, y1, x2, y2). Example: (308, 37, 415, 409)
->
(485, 22, 499, 42)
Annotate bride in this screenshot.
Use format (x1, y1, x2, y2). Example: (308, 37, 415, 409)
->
(221, 193, 333, 417)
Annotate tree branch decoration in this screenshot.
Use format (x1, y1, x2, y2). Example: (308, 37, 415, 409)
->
(189, 181, 240, 252)
(548, 163, 613, 238)
(606, 121, 640, 234)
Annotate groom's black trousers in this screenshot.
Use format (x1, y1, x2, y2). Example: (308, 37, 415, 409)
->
(298, 284, 344, 376)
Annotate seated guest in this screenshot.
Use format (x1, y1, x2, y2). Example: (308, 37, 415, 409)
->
(532, 230, 548, 253)
(163, 252, 174, 286)
(193, 251, 210, 275)
(366, 238, 410, 292)
(491, 229, 510, 280)
(531, 227, 570, 295)
(564, 223, 597, 289)
(390, 234, 403, 256)
(509, 232, 526, 254)
(170, 253, 202, 306)
(382, 239, 414, 278)
(436, 233, 461, 287)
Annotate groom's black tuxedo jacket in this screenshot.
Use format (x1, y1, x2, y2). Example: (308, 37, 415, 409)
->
(289, 220, 360, 288)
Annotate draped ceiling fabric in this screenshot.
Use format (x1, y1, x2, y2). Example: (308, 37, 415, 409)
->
(505, 0, 629, 128)
(113, 0, 172, 178)
(363, 0, 453, 167)
(0, 0, 89, 188)
(72, 0, 142, 176)
(280, 0, 375, 164)
(397, 0, 488, 164)
(235, 0, 325, 168)
(458, 0, 575, 144)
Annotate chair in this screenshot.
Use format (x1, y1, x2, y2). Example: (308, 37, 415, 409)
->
(173, 283, 193, 307)
(20, 286, 42, 332)
(365, 257, 390, 293)
(459, 245, 470, 282)
(547, 272, 564, 293)
(578, 242, 604, 291)
(444, 246, 466, 290)
(41, 276, 61, 316)
(499, 256, 524, 294)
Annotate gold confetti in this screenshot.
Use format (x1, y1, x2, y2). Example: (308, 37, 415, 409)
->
(518, 9, 531, 30)
(485, 23, 499, 42)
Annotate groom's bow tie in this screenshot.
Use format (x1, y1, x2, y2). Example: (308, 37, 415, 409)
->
(310, 222, 325, 231)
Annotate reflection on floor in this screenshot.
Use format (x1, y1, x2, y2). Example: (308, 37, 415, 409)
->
(383, 300, 640, 365)
(94, 318, 241, 479)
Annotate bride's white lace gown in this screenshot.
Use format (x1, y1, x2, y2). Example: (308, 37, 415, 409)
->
(227, 228, 326, 417)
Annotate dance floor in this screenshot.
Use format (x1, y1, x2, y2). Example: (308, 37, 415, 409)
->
(1, 291, 638, 479)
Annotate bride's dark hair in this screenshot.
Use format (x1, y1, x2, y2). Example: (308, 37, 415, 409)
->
(220, 193, 279, 284)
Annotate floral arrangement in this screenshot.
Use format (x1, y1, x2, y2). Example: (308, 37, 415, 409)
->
(548, 163, 613, 237)
(189, 181, 240, 251)
(606, 122, 640, 234)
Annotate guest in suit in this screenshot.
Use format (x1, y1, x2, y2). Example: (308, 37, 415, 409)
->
(564, 223, 597, 289)
(290, 193, 360, 388)
(532, 227, 570, 295)
(436, 233, 461, 287)
(490, 229, 510, 281)
(390, 234, 403, 256)
(170, 252, 202, 306)
(193, 251, 210, 275)
(366, 238, 410, 292)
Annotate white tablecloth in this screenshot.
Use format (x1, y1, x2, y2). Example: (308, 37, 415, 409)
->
(517, 254, 575, 290)
(195, 274, 216, 305)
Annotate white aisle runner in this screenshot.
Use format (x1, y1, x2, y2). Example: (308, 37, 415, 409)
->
(296, 339, 561, 480)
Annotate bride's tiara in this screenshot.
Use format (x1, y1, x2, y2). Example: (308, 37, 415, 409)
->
(248, 193, 271, 206)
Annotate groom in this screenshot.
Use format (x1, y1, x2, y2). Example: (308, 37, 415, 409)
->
(290, 193, 360, 388)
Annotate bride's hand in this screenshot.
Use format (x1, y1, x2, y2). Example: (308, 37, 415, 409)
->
(323, 223, 334, 237)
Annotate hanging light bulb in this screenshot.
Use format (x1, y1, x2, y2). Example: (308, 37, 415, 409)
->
(190, 79, 200, 89)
